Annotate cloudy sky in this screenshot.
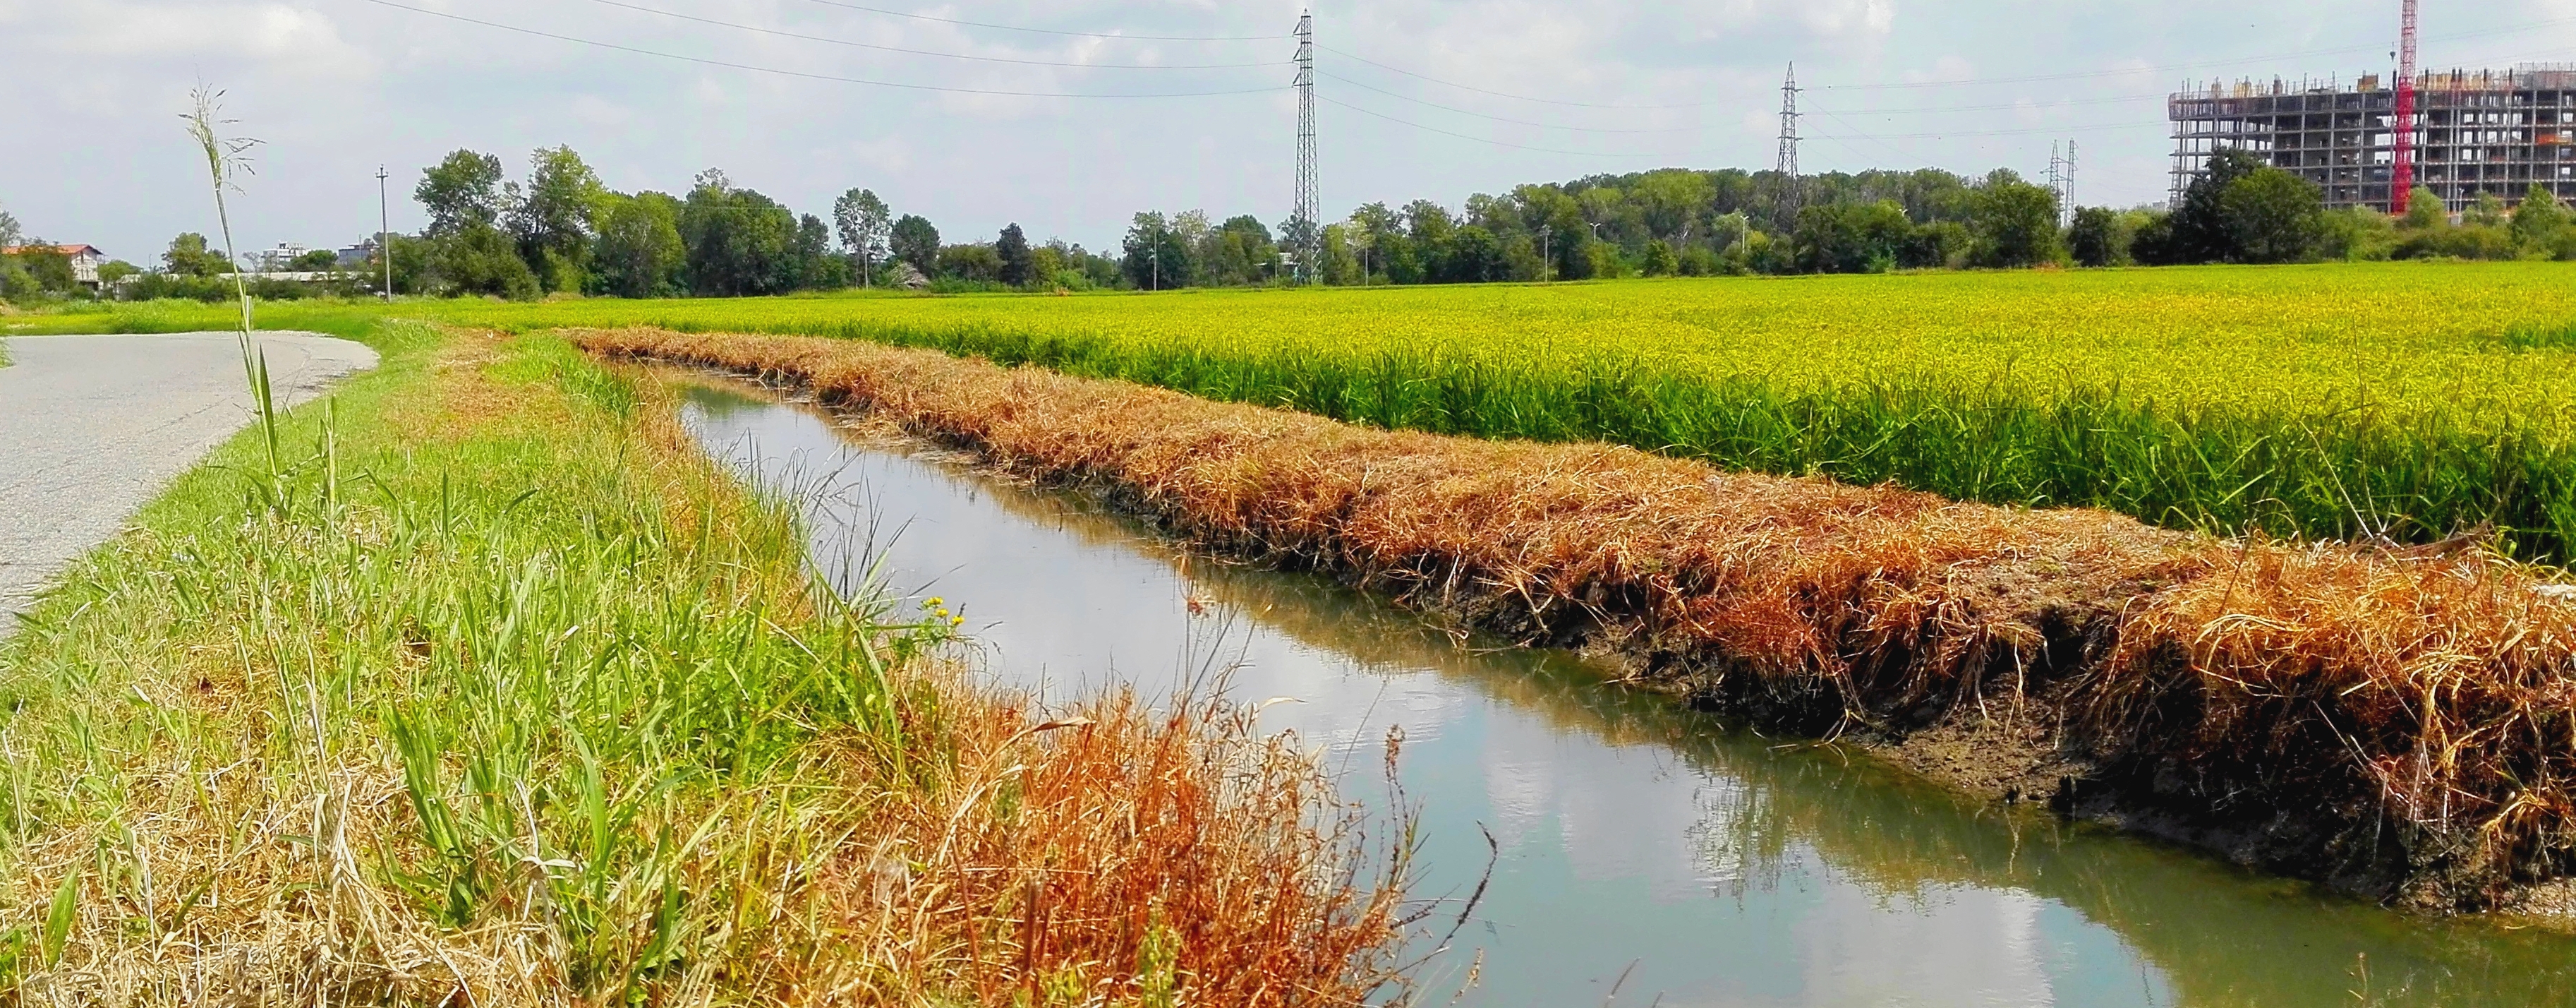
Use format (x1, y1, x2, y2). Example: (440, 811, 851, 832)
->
(6, 0, 2574, 264)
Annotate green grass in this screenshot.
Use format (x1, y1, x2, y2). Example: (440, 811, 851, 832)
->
(0, 318, 1405, 1002)
(38, 261, 2576, 561)
(0, 320, 948, 995)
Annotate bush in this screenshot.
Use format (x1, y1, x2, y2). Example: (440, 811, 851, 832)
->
(2394, 224, 2519, 261)
(114, 272, 371, 302)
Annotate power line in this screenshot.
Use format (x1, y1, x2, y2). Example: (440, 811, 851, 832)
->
(796, 0, 1282, 42)
(355, 0, 1291, 98)
(581, 0, 1288, 69)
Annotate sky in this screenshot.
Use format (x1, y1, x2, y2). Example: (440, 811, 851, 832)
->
(6, 0, 2576, 265)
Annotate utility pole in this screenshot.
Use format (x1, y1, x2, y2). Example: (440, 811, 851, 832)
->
(1292, 10, 1319, 284)
(1540, 225, 1553, 282)
(375, 164, 392, 302)
(1775, 64, 1802, 224)
(1151, 241, 1160, 292)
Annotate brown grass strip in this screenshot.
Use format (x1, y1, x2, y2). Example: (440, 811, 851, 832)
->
(576, 326, 2576, 911)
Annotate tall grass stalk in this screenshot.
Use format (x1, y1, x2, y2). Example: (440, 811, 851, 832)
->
(181, 85, 286, 490)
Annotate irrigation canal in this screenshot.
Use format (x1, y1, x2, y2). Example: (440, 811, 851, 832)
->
(677, 376, 2576, 1008)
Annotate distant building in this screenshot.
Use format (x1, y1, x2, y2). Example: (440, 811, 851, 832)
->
(2169, 64, 2576, 214)
(253, 242, 310, 272)
(335, 239, 381, 269)
(2, 244, 109, 291)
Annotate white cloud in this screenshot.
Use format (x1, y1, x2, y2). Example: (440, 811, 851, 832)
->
(12, 0, 370, 76)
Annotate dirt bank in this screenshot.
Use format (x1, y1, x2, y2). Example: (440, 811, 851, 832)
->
(578, 326, 2576, 913)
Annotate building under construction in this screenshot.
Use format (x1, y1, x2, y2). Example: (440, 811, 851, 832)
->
(2168, 65, 2576, 214)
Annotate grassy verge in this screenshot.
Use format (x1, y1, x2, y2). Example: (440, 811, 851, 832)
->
(0, 321, 1404, 1002)
(578, 325, 2576, 912)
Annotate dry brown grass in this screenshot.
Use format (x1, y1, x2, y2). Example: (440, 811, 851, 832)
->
(576, 325, 2576, 909)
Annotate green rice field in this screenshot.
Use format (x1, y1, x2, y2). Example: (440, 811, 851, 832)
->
(25, 260, 2576, 560)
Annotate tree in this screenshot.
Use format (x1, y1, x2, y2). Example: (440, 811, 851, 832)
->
(1794, 200, 1911, 273)
(935, 244, 1003, 282)
(1201, 215, 1274, 286)
(832, 188, 893, 286)
(591, 191, 687, 298)
(1638, 239, 1677, 277)
(0, 206, 20, 250)
(430, 224, 538, 299)
(1968, 169, 2064, 268)
(2162, 149, 2266, 263)
(1441, 226, 1507, 282)
(996, 223, 1034, 287)
(2465, 191, 2508, 228)
(384, 234, 435, 296)
(163, 232, 229, 275)
(678, 169, 801, 296)
(1318, 222, 1360, 284)
(290, 248, 341, 271)
(1348, 203, 1401, 282)
(416, 150, 507, 235)
(2399, 186, 2448, 230)
(2066, 207, 2124, 267)
(2218, 168, 2325, 264)
(2318, 208, 2397, 262)
(0, 258, 31, 301)
(1120, 212, 1192, 289)
(1900, 220, 1971, 270)
(13, 241, 75, 292)
(793, 214, 847, 290)
(1631, 169, 1713, 242)
(507, 145, 603, 292)
(97, 260, 141, 287)
(1276, 214, 1317, 281)
(889, 214, 941, 275)
(2511, 184, 2569, 253)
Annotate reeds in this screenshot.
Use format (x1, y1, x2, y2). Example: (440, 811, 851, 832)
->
(577, 325, 2576, 909)
(0, 326, 1405, 1001)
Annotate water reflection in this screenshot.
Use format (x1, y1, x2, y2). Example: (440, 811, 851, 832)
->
(677, 379, 2576, 1008)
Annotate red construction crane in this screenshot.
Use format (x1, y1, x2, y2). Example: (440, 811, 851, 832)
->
(2393, 0, 2419, 215)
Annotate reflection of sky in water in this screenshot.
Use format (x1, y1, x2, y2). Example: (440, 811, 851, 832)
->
(679, 380, 2576, 1008)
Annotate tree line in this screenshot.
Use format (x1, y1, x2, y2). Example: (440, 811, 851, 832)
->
(384, 148, 1141, 299)
(15, 141, 2575, 307)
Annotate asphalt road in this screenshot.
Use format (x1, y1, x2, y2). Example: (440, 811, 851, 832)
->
(0, 332, 378, 636)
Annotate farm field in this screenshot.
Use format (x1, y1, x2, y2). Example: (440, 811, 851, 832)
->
(28, 260, 2576, 560)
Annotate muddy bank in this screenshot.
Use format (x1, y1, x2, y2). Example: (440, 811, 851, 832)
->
(576, 326, 2576, 913)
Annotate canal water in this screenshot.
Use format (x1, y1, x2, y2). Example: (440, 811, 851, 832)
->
(677, 378, 2576, 1008)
